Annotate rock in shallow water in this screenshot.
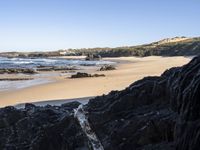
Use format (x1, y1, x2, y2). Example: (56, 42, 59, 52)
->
(71, 72, 105, 78)
(1, 56, 200, 150)
(0, 68, 37, 74)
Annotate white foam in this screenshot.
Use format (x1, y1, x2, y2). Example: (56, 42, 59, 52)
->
(74, 105, 104, 150)
(0, 78, 53, 91)
(0, 57, 116, 68)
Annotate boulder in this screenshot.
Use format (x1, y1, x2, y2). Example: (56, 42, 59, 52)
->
(71, 72, 105, 78)
(0, 68, 37, 74)
(85, 54, 101, 61)
(36, 66, 78, 72)
(99, 65, 116, 71)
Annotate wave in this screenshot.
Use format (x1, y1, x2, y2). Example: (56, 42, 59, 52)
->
(0, 57, 115, 69)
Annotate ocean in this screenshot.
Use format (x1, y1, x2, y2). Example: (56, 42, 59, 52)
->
(0, 57, 115, 91)
(0, 57, 114, 69)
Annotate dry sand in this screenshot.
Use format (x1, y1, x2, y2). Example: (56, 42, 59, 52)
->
(0, 56, 191, 107)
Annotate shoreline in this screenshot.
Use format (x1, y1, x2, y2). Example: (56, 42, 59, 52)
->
(0, 56, 191, 107)
(14, 96, 92, 109)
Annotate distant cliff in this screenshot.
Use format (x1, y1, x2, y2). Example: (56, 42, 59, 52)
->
(1, 56, 200, 149)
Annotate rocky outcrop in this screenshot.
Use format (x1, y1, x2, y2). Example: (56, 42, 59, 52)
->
(1, 56, 200, 149)
(84, 76, 174, 150)
(0, 77, 33, 81)
(36, 66, 78, 72)
(0, 102, 89, 150)
(85, 54, 102, 61)
(71, 72, 105, 78)
(0, 68, 37, 74)
(99, 65, 116, 71)
(82, 55, 200, 150)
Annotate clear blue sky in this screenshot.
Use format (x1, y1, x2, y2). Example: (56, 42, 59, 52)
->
(0, 0, 200, 51)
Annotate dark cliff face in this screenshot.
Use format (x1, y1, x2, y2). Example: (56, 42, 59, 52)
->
(0, 56, 200, 150)
(84, 55, 200, 150)
(84, 76, 175, 150)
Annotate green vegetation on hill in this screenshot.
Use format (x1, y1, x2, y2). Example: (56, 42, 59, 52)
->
(69, 37, 200, 57)
(1, 37, 200, 58)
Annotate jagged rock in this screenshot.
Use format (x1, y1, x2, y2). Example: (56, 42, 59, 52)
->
(0, 68, 37, 74)
(61, 101, 81, 111)
(84, 76, 174, 150)
(0, 78, 33, 81)
(1, 56, 200, 149)
(99, 65, 116, 71)
(36, 66, 78, 72)
(0, 102, 89, 150)
(83, 55, 200, 150)
(165, 56, 200, 150)
(92, 74, 106, 77)
(71, 72, 105, 78)
(85, 54, 101, 61)
(0, 106, 26, 128)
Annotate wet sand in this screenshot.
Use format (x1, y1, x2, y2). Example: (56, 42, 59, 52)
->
(0, 56, 191, 107)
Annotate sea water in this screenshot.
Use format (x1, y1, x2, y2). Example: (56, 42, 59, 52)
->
(0, 57, 115, 91)
(0, 57, 115, 69)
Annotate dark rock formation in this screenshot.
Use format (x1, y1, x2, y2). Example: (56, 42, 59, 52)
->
(71, 72, 105, 78)
(0, 77, 33, 81)
(0, 68, 37, 74)
(92, 74, 106, 77)
(1, 56, 200, 150)
(0, 102, 89, 150)
(99, 65, 116, 71)
(84, 76, 174, 150)
(83, 55, 200, 150)
(36, 66, 78, 72)
(85, 54, 101, 61)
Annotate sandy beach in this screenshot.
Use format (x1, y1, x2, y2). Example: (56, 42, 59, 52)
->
(0, 56, 191, 107)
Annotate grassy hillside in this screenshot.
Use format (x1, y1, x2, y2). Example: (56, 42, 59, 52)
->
(69, 37, 200, 57)
(1, 37, 200, 58)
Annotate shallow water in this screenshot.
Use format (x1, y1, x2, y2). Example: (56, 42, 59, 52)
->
(0, 57, 115, 91)
(0, 78, 53, 91)
(0, 57, 115, 69)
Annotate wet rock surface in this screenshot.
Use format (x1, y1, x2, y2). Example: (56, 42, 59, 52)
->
(99, 65, 116, 71)
(0, 68, 37, 74)
(85, 54, 101, 61)
(71, 72, 105, 78)
(0, 77, 34, 81)
(1, 56, 200, 149)
(36, 66, 78, 72)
